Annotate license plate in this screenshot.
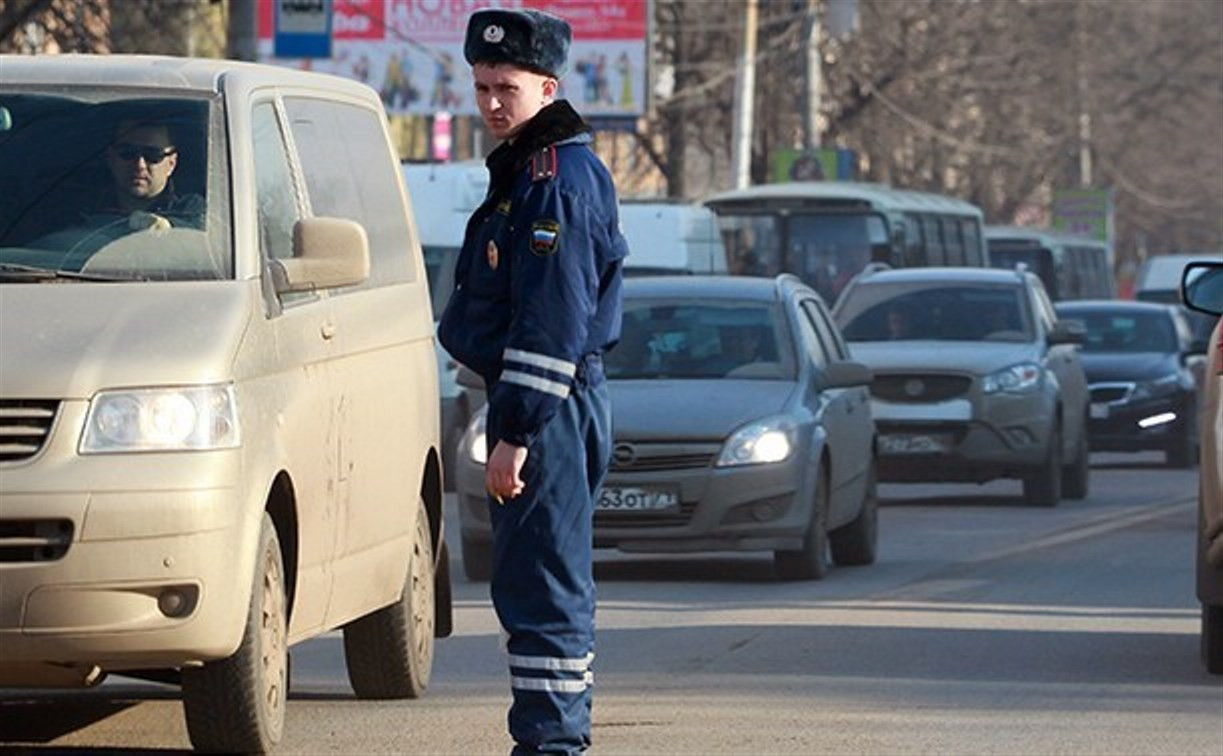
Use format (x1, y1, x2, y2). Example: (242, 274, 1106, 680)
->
(596, 486, 679, 512)
(1090, 403, 1110, 420)
(879, 433, 950, 455)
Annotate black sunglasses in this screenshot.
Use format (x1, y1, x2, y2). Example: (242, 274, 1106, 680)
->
(112, 143, 177, 165)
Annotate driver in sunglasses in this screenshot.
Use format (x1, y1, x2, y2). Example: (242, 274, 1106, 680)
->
(91, 119, 204, 232)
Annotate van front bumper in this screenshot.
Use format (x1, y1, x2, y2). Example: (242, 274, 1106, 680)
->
(0, 457, 254, 675)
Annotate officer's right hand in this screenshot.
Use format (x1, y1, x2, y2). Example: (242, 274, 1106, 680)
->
(486, 440, 528, 502)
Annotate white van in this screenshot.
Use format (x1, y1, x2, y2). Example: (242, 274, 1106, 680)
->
(618, 199, 728, 276)
(0, 56, 451, 752)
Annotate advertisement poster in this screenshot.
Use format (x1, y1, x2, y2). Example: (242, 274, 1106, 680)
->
(258, 0, 649, 118)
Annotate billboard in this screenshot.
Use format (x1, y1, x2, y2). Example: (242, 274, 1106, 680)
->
(257, 0, 649, 118)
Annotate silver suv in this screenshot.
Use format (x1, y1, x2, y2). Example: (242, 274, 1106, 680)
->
(833, 267, 1090, 506)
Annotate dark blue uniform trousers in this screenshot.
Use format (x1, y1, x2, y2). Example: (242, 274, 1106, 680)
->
(486, 361, 611, 754)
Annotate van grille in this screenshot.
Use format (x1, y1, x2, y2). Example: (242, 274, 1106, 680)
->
(0, 519, 73, 562)
(0, 400, 59, 463)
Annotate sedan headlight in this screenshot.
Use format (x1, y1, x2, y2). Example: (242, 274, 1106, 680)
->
(464, 408, 488, 465)
(1130, 374, 1180, 402)
(80, 385, 240, 453)
(983, 362, 1043, 394)
(716, 415, 796, 467)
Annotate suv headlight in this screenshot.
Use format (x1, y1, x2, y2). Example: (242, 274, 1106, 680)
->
(464, 408, 488, 465)
(80, 385, 240, 453)
(716, 415, 796, 467)
(1130, 374, 1179, 401)
(983, 362, 1043, 394)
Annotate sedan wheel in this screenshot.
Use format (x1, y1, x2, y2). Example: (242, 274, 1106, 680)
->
(1024, 422, 1062, 507)
(775, 464, 830, 581)
(830, 462, 878, 566)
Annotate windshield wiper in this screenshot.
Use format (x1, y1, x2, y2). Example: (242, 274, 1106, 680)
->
(0, 263, 141, 282)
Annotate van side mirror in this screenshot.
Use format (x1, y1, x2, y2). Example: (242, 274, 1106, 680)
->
(272, 217, 370, 294)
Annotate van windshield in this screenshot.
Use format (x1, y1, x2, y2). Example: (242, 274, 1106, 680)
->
(0, 90, 230, 281)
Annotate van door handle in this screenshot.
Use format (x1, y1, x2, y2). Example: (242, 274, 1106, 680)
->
(321, 322, 337, 340)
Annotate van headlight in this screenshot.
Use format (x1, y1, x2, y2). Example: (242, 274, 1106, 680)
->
(80, 385, 240, 453)
(716, 415, 796, 467)
(464, 408, 488, 465)
(983, 362, 1043, 394)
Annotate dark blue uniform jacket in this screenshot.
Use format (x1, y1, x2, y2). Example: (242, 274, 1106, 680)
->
(439, 101, 627, 448)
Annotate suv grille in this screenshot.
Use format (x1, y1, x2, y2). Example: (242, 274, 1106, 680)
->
(871, 374, 972, 403)
(0, 400, 59, 463)
(0, 519, 73, 562)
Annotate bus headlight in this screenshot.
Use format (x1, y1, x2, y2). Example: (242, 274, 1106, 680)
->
(80, 385, 240, 453)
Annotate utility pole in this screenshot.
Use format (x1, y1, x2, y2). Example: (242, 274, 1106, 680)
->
(803, 0, 821, 152)
(1075, 1, 1092, 187)
(731, 0, 758, 189)
(227, 0, 258, 61)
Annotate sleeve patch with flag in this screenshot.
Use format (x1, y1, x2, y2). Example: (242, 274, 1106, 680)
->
(530, 219, 562, 256)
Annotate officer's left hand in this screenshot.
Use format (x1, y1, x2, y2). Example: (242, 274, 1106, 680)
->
(486, 440, 528, 502)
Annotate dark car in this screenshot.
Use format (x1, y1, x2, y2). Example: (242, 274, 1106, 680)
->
(833, 266, 1090, 507)
(1055, 300, 1204, 467)
(454, 275, 878, 581)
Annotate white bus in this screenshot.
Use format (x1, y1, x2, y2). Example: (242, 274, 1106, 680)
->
(704, 181, 988, 306)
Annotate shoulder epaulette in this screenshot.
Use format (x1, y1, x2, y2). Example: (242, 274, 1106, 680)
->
(530, 144, 558, 182)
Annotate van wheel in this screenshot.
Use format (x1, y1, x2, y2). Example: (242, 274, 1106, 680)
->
(183, 513, 287, 753)
(461, 533, 493, 582)
(1024, 423, 1062, 507)
(830, 462, 878, 566)
(775, 465, 830, 581)
(1062, 424, 1090, 500)
(343, 497, 435, 699)
(1203, 603, 1223, 674)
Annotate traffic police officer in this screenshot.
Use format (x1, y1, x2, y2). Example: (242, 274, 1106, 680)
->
(438, 8, 627, 754)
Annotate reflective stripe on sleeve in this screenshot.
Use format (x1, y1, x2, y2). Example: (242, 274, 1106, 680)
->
(508, 652, 594, 672)
(503, 348, 577, 377)
(500, 369, 571, 399)
(510, 672, 594, 693)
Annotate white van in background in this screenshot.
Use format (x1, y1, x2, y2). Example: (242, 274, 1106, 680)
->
(402, 161, 489, 488)
(618, 199, 728, 276)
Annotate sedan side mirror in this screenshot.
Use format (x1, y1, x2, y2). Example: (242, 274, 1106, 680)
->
(820, 360, 873, 390)
(1048, 320, 1086, 346)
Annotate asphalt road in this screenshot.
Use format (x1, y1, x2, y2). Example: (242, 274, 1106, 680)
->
(2, 451, 1219, 754)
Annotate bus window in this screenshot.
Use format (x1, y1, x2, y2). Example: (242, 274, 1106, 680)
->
(962, 218, 984, 264)
(718, 214, 783, 278)
(903, 213, 927, 266)
(922, 216, 945, 264)
(941, 216, 964, 265)
(788, 213, 889, 305)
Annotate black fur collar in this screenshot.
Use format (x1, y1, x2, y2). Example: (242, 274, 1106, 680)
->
(486, 100, 591, 197)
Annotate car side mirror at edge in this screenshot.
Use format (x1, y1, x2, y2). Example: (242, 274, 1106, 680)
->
(456, 364, 485, 390)
(1181, 261, 1223, 317)
(820, 360, 873, 390)
(1048, 320, 1086, 346)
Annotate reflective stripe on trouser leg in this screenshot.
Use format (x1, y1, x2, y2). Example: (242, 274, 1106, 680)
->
(487, 379, 611, 754)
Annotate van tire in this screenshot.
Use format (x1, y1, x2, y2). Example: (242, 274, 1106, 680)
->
(343, 497, 435, 699)
(775, 464, 830, 581)
(1024, 423, 1062, 507)
(1203, 603, 1223, 674)
(830, 463, 878, 566)
(183, 513, 287, 753)
(461, 533, 493, 582)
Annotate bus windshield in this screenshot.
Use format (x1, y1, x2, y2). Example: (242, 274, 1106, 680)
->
(716, 210, 887, 305)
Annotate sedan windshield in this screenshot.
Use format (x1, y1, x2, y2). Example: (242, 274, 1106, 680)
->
(838, 283, 1031, 342)
(1065, 310, 1177, 353)
(0, 90, 230, 281)
(607, 299, 796, 380)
